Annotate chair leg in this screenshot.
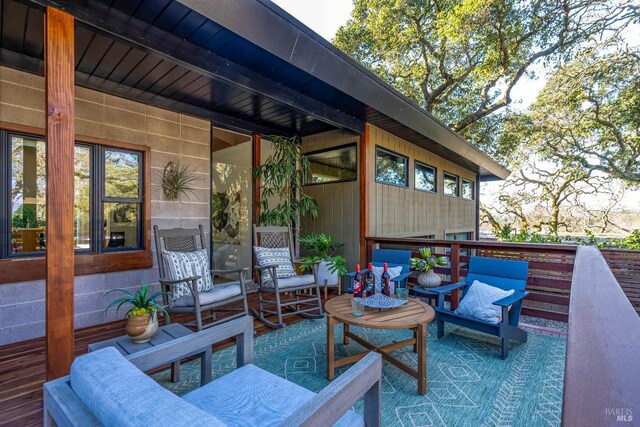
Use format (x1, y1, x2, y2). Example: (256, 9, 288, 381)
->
(437, 320, 445, 339)
(195, 310, 204, 331)
(315, 285, 324, 316)
(501, 337, 509, 359)
(324, 279, 328, 300)
(275, 291, 285, 327)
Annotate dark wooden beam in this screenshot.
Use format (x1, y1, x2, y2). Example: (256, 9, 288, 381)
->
(359, 124, 370, 266)
(22, 0, 364, 134)
(0, 47, 288, 137)
(44, 6, 75, 380)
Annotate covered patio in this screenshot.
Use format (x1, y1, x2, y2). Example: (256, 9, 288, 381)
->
(0, 0, 639, 426)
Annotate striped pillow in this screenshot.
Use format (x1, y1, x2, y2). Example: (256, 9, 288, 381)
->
(162, 249, 213, 299)
(254, 246, 296, 285)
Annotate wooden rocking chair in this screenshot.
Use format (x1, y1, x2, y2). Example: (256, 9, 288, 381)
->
(154, 225, 249, 331)
(252, 225, 324, 328)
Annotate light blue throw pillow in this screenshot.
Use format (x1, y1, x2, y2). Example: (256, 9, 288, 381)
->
(454, 280, 514, 324)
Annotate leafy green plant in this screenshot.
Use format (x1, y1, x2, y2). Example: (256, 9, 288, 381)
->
(299, 233, 348, 276)
(161, 161, 199, 201)
(409, 247, 448, 272)
(105, 284, 169, 319)
(254, 135, 318, 228)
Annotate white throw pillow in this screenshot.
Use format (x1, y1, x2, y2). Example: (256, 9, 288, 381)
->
(454, 280, 514, 324)
(371, 265, 403, 293)
(162, 249, 213, 299)
(254, 246, 296, 285)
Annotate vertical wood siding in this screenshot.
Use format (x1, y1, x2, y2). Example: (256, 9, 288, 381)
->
(368, 125, 477, 239)
(301, 130, 360, 268)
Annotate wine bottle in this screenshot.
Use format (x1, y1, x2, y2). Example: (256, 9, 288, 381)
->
(353, 264, 362, 297)
(365, 262, 374, 296)
(381, 262, 391, 296)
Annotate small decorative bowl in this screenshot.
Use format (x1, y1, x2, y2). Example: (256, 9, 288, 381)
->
(363, 293, 407, 309)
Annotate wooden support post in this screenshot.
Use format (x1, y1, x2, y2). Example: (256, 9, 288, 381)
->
(45, 7, 75, 380)
(450, 244, 461, 310)
(252, 134, 261, 225)
(359, 124, 370, 266)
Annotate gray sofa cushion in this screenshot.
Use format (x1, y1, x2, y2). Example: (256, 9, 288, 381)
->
(183, 364, 364, 427)
(162, 249, 213, 299)
(70, 347, 224, 426)
(173, 283, 242, 307)
(264, 274, 316, 289)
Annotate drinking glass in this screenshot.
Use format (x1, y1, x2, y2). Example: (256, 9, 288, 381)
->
(396, 288, 409, 301)
(351, 297, 365, 317)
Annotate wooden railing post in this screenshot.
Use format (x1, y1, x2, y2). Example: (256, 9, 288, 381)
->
(450, 244, 461, 309)
(45, 6, 75, 380)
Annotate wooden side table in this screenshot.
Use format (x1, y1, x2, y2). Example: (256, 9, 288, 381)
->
(88, 323, 212, 386)
(324, 294, 435, 395)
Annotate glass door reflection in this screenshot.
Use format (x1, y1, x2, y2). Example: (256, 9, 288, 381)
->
(211, 128, 253, 278)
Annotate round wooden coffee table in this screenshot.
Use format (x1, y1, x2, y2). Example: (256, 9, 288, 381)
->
(324, 294, 435, 395)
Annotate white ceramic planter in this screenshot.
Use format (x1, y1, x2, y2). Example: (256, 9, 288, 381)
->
(417, 269, 441, 288)
(316, 260, 339, 286)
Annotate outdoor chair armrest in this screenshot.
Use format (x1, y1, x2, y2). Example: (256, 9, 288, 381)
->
(391, 271, 411, 283)
(493, 291, 528, 307)
(430, 281, 467, 294)
(281, 352, 382, 427)
(158, 276, 201, 285)
(255, 263, 280, 271)
(126, 315, 254, 371)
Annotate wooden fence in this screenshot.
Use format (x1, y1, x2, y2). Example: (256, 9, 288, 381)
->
(365, 237, 640, 322)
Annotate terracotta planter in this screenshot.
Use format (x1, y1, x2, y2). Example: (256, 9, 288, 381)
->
(417, 269, 441, 288)
(126, 313, 158, 344)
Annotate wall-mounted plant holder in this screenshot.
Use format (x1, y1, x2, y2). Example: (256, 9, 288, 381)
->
(161, 161, 199, 201)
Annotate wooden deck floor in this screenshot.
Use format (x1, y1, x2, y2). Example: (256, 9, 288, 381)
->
(0, 291, 337, 426)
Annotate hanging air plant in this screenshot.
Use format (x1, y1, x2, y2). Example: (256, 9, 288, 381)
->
(161, 161, 199, 201)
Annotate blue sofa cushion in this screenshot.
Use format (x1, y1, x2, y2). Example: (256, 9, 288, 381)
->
(454, 280, 514, 324)
(70, 347, 225, 427)
(183, 364, 365, 427)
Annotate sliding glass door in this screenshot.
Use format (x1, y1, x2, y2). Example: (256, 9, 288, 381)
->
(211, 128, 253, 276)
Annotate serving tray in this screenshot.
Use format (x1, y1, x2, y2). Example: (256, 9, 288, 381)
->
(363, 293, 407, 309)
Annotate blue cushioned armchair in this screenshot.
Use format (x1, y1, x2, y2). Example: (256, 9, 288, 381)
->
(432, 256, 529, 359)
(43, 316, 382, 427)
(345, 249, 412, 293)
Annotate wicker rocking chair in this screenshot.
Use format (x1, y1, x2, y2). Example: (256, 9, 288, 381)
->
(252, 225, 324, 328)
(154, 225, 249, 331)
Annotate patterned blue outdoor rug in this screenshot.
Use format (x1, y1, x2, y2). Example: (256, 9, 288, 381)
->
(153, 319, 565, 426)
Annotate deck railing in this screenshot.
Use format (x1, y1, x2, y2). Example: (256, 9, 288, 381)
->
(365, 237, 640, 322)
(365, 237, 577, 321)
(562, 246, 640, 426)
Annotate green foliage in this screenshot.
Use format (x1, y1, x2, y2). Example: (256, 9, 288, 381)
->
(254, 135, 318, 227)
(161, 161, 199, 200)
(299, 233, 348, 276)
(334, 0, 638, 159)
(409, 247, 448, 272)
(105, 284, 169, 319)
(520, 43, 640, 184)
(494, 225, 640, 250)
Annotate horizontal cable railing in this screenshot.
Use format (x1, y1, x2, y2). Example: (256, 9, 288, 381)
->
(562, 246, 640, 426)
(365, 237, 577, 321)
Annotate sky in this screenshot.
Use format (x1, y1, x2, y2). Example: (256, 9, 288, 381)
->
(273, 1, 640, 211)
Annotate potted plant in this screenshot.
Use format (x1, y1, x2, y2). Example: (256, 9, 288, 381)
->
(410, 247, 448, 288)
(254, 135, 318, 248)
(299, 233, 348, 286)
(105, 284, 169, 344)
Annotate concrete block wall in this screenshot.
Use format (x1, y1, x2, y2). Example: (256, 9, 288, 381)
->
(0, 66, 211, 345)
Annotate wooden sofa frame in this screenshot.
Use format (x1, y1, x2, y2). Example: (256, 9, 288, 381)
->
(43, 316, 382, 426)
